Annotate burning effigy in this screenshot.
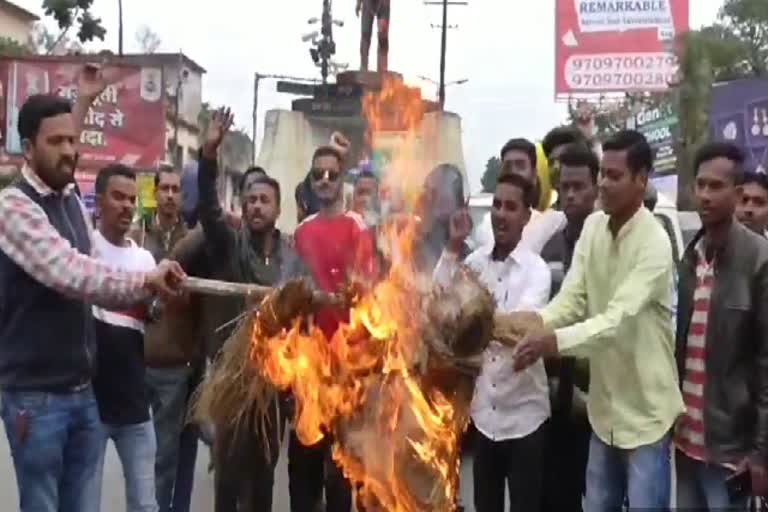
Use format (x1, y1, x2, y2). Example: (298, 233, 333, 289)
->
(192, 77, 538, 511)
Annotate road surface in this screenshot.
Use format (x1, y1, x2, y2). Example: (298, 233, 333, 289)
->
(0, 424, 487, 511)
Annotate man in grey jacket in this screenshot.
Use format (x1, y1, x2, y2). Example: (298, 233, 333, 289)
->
(675, 142, 768, 509)
(197, 107, 308, 512)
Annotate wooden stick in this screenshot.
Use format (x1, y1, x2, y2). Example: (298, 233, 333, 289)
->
(182, 277, 340, 308)
(182, 277, 537, 357)
(183, 277, 273, 299)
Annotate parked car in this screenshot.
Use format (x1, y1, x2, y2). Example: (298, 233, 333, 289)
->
(466, 191, 695, 265)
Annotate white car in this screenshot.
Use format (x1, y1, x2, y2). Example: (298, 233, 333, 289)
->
(467, 191, 697, 264)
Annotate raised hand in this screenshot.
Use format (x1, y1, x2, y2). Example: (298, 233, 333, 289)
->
(356, 0, 363, 17)
(447, 208, 472, 254)
(330, 131, 351, 158)
(203, 107, 235, 157)
(77, 62, 114, 100)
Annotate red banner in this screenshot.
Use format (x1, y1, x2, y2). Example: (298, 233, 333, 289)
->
(0, 57, 165, 170)
(555, 0, 689, 96)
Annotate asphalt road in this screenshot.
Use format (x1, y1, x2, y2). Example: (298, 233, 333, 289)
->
(0, 424, 485, 511)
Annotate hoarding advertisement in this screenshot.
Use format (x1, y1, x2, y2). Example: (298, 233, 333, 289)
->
(626, 103, 678, 174)
(556, 0, 689, 96)
(0, 58, 165, 170)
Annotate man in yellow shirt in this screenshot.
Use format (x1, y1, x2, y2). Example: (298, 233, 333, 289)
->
(514, 130, 684, 511)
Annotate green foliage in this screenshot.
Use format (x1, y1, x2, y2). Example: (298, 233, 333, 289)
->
(32, 23, 82, 54)
(480, 156, 501, 193)
(719, 0, 768, 76)
(697, 24, 754, 80)
(42, 0, 106, 44)
(673, 30, 714, 210)
(565, 93, 672, 143)
(0, 37, 32, 57)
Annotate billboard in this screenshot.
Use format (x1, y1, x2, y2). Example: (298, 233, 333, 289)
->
(710, 78, 768, 174)
(555, 0, 689, 96)
(626, 103, 678, 174)
(0, 57, 165, 170)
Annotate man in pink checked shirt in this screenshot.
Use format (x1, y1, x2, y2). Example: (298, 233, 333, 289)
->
(0, 65, 184, 512)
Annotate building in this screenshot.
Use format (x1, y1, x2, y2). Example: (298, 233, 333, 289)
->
(117, 53, 206, 168)
(0, 0, 37, 46)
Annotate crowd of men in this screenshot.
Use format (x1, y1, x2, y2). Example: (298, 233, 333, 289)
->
(1, 64, 768, 512)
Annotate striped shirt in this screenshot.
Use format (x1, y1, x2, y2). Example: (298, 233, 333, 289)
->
(675, 242, 713, 461)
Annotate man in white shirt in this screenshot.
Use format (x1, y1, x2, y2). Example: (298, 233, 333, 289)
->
(434, 172, 552, 512)
(91, 164, 159, 512)
(473, 138, 565, 254)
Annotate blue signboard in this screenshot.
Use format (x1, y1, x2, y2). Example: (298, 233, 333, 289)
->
(710, 78, 768, 174)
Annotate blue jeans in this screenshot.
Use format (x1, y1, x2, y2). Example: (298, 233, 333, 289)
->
(145, 365, 196, 512)
(676, 449, 748, 510)
(171, 422, 199, 512)
(95, 419, 158, 512)
(0, 386, 102, 512)
(584, 432, 672, 511)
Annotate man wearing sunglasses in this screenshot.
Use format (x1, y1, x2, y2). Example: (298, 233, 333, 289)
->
(290, 144, 377, 512)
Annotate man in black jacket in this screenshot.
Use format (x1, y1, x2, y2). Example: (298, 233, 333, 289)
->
(197, 107, 307, 512)
(675, 141, 768, 509)
(539, 143, 598, 512)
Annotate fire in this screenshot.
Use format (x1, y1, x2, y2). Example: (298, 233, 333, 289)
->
(248, 76, 468, 511)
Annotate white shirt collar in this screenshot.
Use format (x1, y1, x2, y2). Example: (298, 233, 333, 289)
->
(480, 241, 526, 265)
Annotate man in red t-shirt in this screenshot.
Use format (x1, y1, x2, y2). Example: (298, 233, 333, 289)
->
(289, 144, 375, 512)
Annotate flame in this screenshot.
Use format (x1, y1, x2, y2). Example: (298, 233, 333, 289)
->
(364, 76, 427, 211)
(249, 76, 467, 511)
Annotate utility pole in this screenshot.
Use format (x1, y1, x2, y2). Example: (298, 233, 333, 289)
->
(424, 1, 467, 110)
(251, 72, 320, 164)
(117, 0, 124, 56)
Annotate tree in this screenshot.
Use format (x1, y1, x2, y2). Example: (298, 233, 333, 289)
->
(135, 25, 162, 54)
(671, 31, 714, 211)
(42, 0, 106, 45)
(31, 23, 82, 55)
(0, 37, 32, 57)
(480, 156, 502, 193)
(697, 24, 754, 80)
(719, 0, 768, 76)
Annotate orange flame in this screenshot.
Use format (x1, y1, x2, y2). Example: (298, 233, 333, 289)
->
(249, 76, 466, 511)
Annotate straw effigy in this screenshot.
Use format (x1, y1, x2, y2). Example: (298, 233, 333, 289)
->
(187, 267, 542, 509)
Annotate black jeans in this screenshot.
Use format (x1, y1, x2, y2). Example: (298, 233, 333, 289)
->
(214, 400, 285, 512)
(288, 430, 352, 512)
(540, 408, 591, 512)
(473, 421, 548, 512)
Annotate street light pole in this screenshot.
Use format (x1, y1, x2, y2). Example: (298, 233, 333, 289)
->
(251, 72, 320, 165)
(252, 73, 261, 165)
(417, 75, 468, 102)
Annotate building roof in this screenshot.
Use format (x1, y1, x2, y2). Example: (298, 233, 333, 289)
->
(0, 0, 39, 21)
(119, 53, 206, 74)
(4, 53, 207, 75)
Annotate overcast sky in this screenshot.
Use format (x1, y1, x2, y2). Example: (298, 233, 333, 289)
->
(17, 0, 723, 192)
